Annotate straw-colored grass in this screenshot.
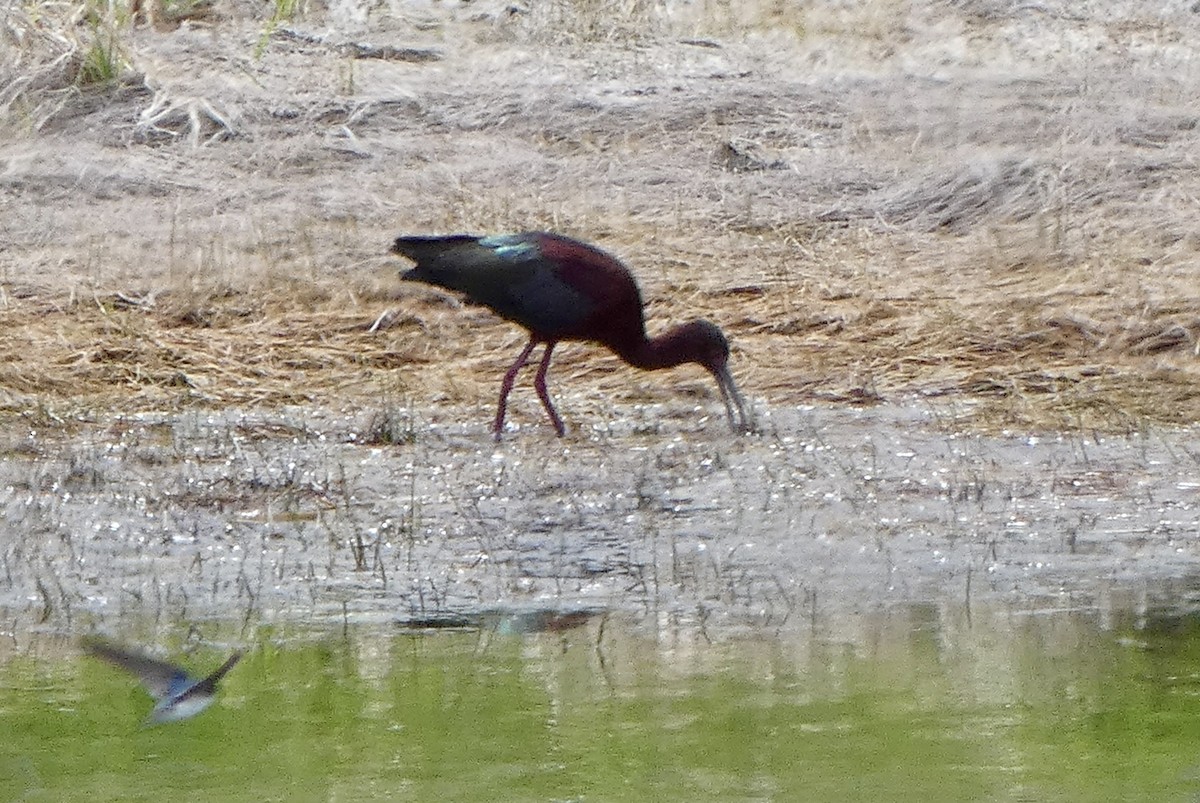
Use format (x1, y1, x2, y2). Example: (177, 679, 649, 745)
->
(1, 0, 1198, 434)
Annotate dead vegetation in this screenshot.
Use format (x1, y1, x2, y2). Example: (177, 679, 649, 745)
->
(1, 0, 1198, 434)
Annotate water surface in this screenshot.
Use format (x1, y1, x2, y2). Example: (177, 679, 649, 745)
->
(4, 604, 1200, 802)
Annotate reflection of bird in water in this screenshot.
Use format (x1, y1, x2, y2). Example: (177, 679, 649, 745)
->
(397, 608, 601, 635)
(485, 609, 596, 636)
(392, 231, 750, 438)
(82, 637, 241, 725)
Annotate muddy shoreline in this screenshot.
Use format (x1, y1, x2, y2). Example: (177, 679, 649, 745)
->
(3, 401, 1196, 639)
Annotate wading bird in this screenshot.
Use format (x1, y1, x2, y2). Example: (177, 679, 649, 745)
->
(82, 637, 242, 726)
(391, 231, 750, 438)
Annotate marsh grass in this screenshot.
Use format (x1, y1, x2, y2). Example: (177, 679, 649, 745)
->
(254, 0, 304, 59)
(1, 0, 1198, 433)
(520, 0, 665, 44)
(0, 218, 1196, 433)
(78, 23, 126, 86)
(3, 0, 130, 94)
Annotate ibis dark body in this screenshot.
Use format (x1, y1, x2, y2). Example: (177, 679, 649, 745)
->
(392, 231, 749, 437)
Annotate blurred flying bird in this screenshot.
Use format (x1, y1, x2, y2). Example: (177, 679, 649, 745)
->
(82, 637, 241, 726)
(391, 231, 750, 437)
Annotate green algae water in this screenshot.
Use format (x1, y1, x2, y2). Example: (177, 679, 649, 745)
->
(4, 604, 1200, 802)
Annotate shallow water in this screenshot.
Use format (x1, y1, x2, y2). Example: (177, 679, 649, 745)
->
(5, 605, 1200, 802)
(2, 403, 1198, 799)
(1, 403, 1197, 630)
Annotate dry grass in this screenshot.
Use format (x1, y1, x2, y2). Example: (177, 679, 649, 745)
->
(1, 0, 1198, 434)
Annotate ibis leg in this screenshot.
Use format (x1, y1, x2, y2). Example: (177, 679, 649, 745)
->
(533, 342, 565, 436)
(493, 339, 539, 439)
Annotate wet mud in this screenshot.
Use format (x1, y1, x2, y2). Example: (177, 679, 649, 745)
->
(3, 402, 1196, 638)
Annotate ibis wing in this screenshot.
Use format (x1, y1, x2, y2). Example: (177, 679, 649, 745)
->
(497, 262, 597, 335)
(397, 235, 597, 336)
(391, 234, 481, 265)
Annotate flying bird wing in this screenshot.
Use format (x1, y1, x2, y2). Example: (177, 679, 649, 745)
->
(82, 638, 194, 701)
(188, 651, 243, 697)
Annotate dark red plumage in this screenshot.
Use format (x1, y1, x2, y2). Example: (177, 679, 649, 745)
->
(391, 231, 750, 437)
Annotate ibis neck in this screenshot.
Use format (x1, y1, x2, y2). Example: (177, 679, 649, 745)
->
(618, 326, 700, 371)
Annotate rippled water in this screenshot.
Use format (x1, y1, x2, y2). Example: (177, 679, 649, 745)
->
(5, 605, 1200, 802)
(2, 405, 1197, 630)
